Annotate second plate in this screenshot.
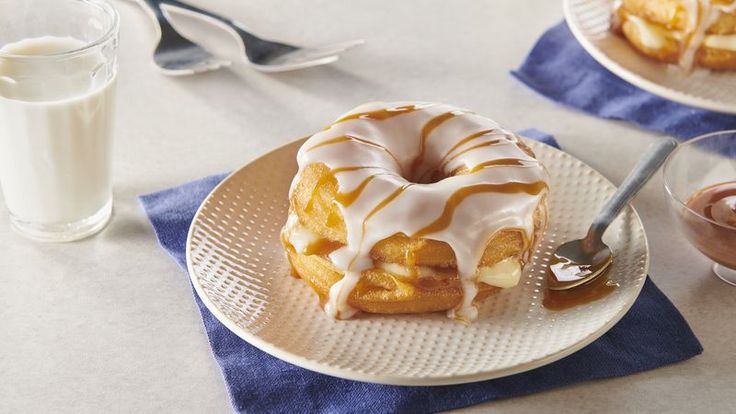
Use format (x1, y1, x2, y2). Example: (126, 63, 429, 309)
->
(564, 0, 736, 114)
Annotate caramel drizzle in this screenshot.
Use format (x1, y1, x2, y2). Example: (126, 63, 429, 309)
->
(307, 136, 353, 152)
(304, 238, 343, 256)
(418, 138, 503, 182)
(307, 135, 405, 176)
(307, 165, 390, 212)
(413, 181, 547, 238)
(336, 174, 390, 207)
(334, 104, 423, 124)
(469, 158, 529, 173)
(306, 166, 369, 212)
(345, 184, 413, 270)
(414, 129, 497, 181)
(437, 139, 503, 171)
(515, 139, 536, 159)
(410, 111, 461, 179)
(364, 184, 412, 226)
(444, 129, 497, 158)
(331, 166, 372, 174)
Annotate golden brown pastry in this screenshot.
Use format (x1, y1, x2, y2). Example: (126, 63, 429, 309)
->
(281, 102, 549, 322)
(613, 0, 736, 70)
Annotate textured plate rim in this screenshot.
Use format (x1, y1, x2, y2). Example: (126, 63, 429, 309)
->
(563, 0, 736, 115)
(185, 138, 649, 386)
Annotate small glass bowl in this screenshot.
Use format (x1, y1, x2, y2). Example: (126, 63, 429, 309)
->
(663, 130, 736, 285)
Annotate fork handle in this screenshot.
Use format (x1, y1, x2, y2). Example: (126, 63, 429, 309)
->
(158, 0, 264, 43)
(583, 138, 678, 252)
(155, 0, 295, 61)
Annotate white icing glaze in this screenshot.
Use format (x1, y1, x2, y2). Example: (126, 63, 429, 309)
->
(287, 211, 523, 288)
(289, 102, 549, 321)
(680, 0, 736, 71)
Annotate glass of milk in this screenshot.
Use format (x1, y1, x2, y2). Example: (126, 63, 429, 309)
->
(0, 0, 119, 241)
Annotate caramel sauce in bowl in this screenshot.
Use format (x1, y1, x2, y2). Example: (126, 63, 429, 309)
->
(683, 182, 736, 269)
(663, 130, 736, 285)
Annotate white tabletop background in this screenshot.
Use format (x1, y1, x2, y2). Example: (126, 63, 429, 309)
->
(2, 0, 734, 412)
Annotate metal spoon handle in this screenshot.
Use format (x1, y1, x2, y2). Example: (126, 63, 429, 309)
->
(584, 138, 678, 250)
(160, 0, 265, 43)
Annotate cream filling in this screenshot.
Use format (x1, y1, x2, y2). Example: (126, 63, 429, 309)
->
(477, 258, 522, 288)
(625, 13, 736, 52)
(284, 213, 320, 254)
(378, 257, 522, 289)
(286, 214, 523, 289)
(703, 33, 736, 51)
(377, 261, 436, 278)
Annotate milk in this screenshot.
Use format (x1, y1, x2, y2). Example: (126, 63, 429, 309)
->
(0, 36, 116, 225)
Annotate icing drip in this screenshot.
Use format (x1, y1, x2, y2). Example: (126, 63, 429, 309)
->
(672, 0, 736, 71)
(290, 102, 549, 320)
(680, 0, 718, 70)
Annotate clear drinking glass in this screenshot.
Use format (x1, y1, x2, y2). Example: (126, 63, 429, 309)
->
(0, 0, 119, 241)
(663, 131, 736, 285)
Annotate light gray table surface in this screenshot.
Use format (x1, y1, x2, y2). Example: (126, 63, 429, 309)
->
(2, 1, 734, 412)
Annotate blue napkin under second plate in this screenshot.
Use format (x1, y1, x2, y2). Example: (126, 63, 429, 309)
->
(512, 22, 736, 139)
(140, 131, 702, 414)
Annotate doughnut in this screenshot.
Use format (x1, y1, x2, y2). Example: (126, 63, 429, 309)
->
(613, 0, 736, 71)
(281, 102, 549, 322)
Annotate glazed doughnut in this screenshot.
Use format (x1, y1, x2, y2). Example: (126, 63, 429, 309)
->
(281, 102, 549, 321)
(613, 0, 736, 70)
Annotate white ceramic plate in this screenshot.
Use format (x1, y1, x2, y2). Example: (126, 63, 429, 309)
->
(186, 139, 649, 386)
(564, 0, 736, 114)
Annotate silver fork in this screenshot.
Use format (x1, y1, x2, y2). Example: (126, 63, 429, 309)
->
(159, 0, 364, 72)
(138, 0, 230, 75)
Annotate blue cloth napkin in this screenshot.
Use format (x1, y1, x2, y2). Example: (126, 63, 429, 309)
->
(512, 22, 736, 140)
(140, 130, 702, 414)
